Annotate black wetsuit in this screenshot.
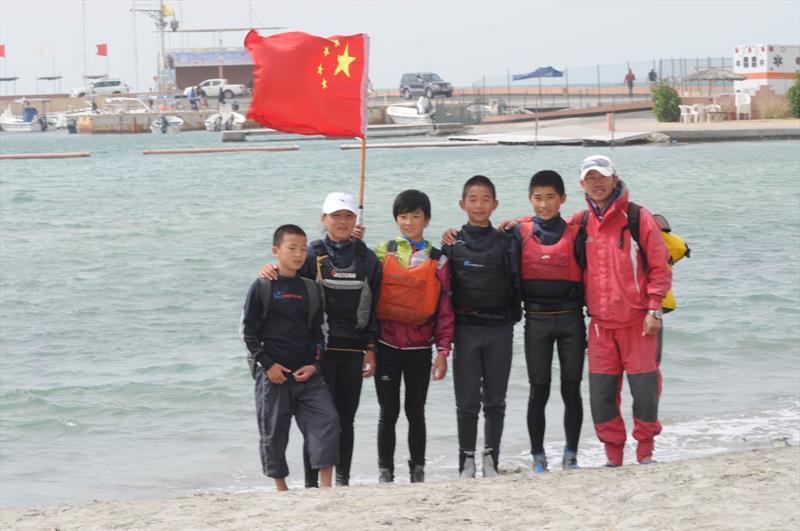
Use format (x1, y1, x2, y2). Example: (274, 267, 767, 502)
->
(513, 215, 585, 456)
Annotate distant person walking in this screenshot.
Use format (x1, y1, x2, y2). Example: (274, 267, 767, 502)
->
(624, 69, 636, 99)
(218, 87, 226, 108)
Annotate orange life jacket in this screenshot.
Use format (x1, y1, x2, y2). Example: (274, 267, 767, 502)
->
(376, 242, 442, 326)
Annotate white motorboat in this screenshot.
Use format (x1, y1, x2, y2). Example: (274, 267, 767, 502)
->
(386, 105, 433, 125)
(0, 101, 55, 132)
(150, 114, 184, 134)
(205, 107, 246, 131)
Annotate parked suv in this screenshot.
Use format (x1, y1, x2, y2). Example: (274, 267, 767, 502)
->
(399, 72, 453, 99)
(70, 78, 130, 98)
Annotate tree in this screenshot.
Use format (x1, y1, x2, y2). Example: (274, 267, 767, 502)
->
(650, 83, 681, 122)
(786, 71, 800, 118)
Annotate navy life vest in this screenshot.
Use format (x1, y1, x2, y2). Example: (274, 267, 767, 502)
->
(519, 220, 583, 311)
(312, 239, 372, 337)
(449, 230, 512, 311)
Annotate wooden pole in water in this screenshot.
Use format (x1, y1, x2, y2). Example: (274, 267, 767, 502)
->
(357, 137, 366, 225)
(142, 145, 299, 155)
(0, 152, 91, 160)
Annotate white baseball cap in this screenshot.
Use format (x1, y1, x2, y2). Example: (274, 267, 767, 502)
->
(321, 192, 358, 215)
(580, 155, 617, 180)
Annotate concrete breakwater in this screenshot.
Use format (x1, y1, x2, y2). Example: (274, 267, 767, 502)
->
(77, 110, 217, 133)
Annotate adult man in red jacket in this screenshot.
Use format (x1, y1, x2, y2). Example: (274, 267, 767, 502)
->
(572, 155, 672, 466)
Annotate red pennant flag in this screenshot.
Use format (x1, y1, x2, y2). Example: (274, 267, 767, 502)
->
(0, 44, 5, 58)
(244, 30, 369, 138)
(96, 43, 108, 57)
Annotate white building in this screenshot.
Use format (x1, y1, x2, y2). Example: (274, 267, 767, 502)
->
(733, 44, 799, 95)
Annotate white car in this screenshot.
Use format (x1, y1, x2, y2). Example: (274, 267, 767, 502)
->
(70, 79, 131, 98)
(184, 78, 246, 99)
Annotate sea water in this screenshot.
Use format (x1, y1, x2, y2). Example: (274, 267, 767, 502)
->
(1, 131, 798, 507)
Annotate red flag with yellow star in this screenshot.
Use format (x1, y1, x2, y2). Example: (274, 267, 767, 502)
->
(244, 30, 368, 138)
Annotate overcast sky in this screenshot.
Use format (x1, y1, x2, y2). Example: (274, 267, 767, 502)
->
(0, 0, 798, 94)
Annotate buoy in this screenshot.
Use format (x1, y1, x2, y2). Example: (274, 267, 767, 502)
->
(142, 146, 300, 155)
(0, 152, 91, 160)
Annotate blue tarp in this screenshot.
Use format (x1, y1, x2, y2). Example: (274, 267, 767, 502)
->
(512, 66, 564, 81)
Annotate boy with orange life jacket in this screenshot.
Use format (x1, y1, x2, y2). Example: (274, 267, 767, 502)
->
(440, 175, 522, 479)
(374, 189, 454, 484)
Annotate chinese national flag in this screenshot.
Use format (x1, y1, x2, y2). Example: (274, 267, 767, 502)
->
(244, 30, 369, 138)
(96, 43, 108, 57)
(0, 44, 5, 58)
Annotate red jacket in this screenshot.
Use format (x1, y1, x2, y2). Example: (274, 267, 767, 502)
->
(569, 182, 671, 328)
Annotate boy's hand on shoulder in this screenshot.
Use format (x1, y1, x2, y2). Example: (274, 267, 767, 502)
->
(496, 219, 518, 232)
(441, 228, 459, 246)
(351, 224, 366, 241)
(267, 363, 291, 384)
(259, 263, 279, 280)
(293, 364, 317, 382)
(432, 351, 448, 381)
(362, 347, 376, 378)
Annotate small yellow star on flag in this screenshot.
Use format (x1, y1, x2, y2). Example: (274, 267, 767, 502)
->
(334, 44, 356, 78)
(323, 47, 330, 57)
(317, 64, 323, 75)
(321, 78, 328, 89)
(332, 39, 340, 47)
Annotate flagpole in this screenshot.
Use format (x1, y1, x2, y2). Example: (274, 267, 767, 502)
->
(358, 136, 366, 226)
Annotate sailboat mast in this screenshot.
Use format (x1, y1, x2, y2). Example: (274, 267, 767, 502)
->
(81, 0, 87, 82)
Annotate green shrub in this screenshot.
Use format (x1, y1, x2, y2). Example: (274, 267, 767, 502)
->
(787, 71, 800, 118)
(651, 83, 681, 122)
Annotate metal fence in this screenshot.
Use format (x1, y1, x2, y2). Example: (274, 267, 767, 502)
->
(468, 56, 735, 107)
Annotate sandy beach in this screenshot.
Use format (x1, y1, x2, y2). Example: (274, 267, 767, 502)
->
(3, 445, 798, 530)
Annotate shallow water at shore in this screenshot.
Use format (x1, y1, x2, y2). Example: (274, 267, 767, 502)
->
(1, 131, 798, 507)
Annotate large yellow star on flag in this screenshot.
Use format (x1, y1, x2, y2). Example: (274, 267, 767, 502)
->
(334, 44, 356, 78)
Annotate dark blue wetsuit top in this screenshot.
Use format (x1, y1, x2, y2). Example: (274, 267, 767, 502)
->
(240, 275, 324, 372)
(299, 237, 382, 350)
(442, 223, 522, 326)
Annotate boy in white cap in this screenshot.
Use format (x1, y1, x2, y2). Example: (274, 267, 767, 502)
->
(571, 155, 671, 466)
(260, 192, 381, 487)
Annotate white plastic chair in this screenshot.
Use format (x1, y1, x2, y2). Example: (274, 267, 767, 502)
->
(705, 104, 721, 122)
(735, 92, 751, 120)
(691, 103, 706, 123)
(678, 105, 693, 123)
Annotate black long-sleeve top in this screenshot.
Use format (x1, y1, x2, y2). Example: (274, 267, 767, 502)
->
(240, 275, 324, 372)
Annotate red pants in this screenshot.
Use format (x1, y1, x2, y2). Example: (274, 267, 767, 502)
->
(588, 318, 662, 465)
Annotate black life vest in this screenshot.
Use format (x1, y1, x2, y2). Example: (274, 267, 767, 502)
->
(449, 230, 512, 311)
(312, 239, 372, 336)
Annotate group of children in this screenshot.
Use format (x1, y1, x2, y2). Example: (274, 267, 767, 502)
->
(240, 154, 681, 490)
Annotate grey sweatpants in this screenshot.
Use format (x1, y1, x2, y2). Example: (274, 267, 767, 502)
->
(452, 323, 514, 462)
(255, 368, 339, 479)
